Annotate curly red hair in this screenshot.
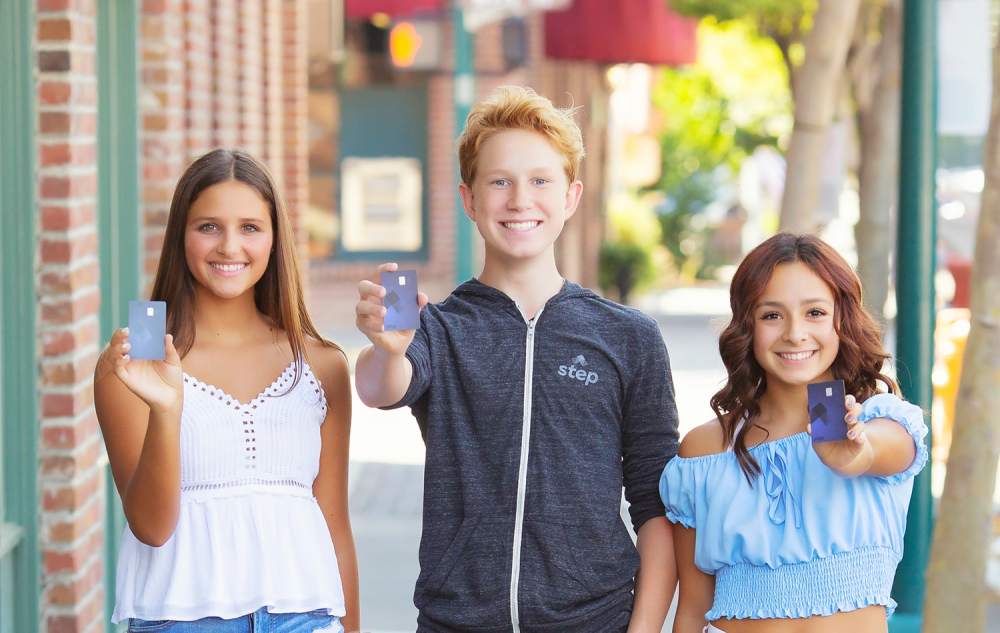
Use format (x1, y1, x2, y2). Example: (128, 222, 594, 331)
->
(712, 233, 899, 481)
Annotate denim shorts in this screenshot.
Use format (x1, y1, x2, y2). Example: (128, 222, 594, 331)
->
(127, 607, 343, 633)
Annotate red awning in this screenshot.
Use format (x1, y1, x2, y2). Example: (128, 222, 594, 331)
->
(544, 0, 697, 66)
(345, 0, 444, 20)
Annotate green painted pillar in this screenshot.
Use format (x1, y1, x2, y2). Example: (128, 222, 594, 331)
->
(889, 0, 937, 631)
(453, 3, 475, 283)
(0, 1, 40, 631)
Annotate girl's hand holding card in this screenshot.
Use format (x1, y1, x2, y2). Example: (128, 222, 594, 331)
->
(810, 383, 870, 476)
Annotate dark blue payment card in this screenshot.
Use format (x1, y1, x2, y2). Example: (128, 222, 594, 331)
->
(380, 270, 420, 331)
(808, 379, 848, 442)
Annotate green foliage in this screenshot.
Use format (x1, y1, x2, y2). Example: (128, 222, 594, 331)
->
(599, 242, 651, 304)
(599, 195, 662, 303)
(668, 0, 816, 44)
(670, 0, 807, 21)
(648, 19, 790, 277)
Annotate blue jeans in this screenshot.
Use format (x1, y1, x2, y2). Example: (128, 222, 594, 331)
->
(127, 607, 343, 633)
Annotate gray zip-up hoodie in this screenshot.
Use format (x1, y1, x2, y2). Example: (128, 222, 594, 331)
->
(386, 279, 680, 633)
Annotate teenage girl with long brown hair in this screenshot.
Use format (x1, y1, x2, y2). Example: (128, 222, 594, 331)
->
(94, 149, 359, 633)
(661, 233, 928, 633)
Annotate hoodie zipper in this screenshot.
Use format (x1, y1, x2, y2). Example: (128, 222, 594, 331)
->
(510, 308, 542, 633)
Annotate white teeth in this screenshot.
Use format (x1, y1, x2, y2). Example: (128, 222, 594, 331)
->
(502, 221, 540, 231)
(779, 351, 815, 361)
(211, 263, 247, 272)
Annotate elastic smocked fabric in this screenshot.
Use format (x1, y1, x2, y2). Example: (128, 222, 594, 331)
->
(660, 392, 928, 620)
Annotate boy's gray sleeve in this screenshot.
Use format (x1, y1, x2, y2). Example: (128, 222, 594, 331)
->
(380, 317, 432, 410)
(622, 317, 681, 532)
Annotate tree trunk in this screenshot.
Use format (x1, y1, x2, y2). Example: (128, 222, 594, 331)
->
(779, 0, 862, 233)
(854, 0, 901, 326)
(923, 30, 1000, 633)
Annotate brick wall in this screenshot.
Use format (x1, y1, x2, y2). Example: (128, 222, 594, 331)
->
(140, 0, 186, 292)
(260, 0, 285, 187)
(183, 1, 213, 161)
(29, 2, 313, 630)
(282, 0, 310, 257)
(138, 0, 310, 290)
(210, 0, 239, 148)
(237, 1, 263, 155)
(35, 1, 106, 631)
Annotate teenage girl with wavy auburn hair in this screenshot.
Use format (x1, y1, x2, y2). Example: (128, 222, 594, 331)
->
(660, 233, 928, 633)
(94, 149, 359, 633)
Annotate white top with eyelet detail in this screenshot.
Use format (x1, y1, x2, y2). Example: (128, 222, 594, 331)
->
(111, 361, 346, 623)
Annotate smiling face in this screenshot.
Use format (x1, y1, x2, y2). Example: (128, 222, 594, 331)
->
(184, 179, 274, 300)
(459, 129, 583, 266)
(752, 261, 841, 389)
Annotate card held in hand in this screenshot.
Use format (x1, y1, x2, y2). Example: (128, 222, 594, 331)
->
(128, 300, 167, 360)
(380, 270, 420, 331)
(807, 379, 848, 442)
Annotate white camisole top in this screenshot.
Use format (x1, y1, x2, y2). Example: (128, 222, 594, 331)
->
(111, 361, 345, 623)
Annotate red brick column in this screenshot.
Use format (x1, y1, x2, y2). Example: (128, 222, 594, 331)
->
(140, 0, 187, 293)
(237, 0, 264, 155)
(184, 0, 213, 161)
(427, 71, 458, 281)
(261, 0, 285, 186)
(35, 2, 105, 631)
(282, 0, 309, 256)
(211, 0, 239, 147)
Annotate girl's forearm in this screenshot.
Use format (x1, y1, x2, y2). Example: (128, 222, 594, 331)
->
(329, 519, 360, 632)
(123, 406, 182, 546)
(628, 518, 676, 633)
(831, 439, 875, 478)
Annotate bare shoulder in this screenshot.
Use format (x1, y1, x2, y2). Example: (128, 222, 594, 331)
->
(304, 338, 350, 395)
(679, 419, 729, 458)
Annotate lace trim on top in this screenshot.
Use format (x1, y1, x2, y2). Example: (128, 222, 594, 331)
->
(181, 478, 312, 492)
(181, 360, 328, 414)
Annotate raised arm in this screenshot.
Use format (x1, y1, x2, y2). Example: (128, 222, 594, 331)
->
(93, 329, 184, 547)
(354, 263, 428, 408)
(813, 394, 925, 479)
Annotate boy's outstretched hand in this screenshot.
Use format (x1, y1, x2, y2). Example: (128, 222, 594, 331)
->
(355, 263, 429, 357)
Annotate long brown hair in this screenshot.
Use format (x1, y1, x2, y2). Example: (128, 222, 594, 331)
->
(712, 233, 898, 482)
(149, 149, 338, 391)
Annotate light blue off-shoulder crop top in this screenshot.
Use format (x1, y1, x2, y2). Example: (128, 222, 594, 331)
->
(659, 393, 928, 622)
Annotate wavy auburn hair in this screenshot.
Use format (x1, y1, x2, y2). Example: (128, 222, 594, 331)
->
(149, 149, 338, 391)
(712, 233, 898, 482)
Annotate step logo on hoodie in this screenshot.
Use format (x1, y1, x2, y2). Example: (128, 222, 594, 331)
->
(558, 354, 599, 386)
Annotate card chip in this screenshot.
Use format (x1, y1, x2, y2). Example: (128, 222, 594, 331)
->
(398, 276, 406, 286)
(826, 387, 833, 397)
(147, 307, 155, 317)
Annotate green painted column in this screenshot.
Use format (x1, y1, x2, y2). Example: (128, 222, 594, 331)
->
(453, 3, 475, 283)
(889, 0, 937, 631)
(0, 1, 40, 631)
